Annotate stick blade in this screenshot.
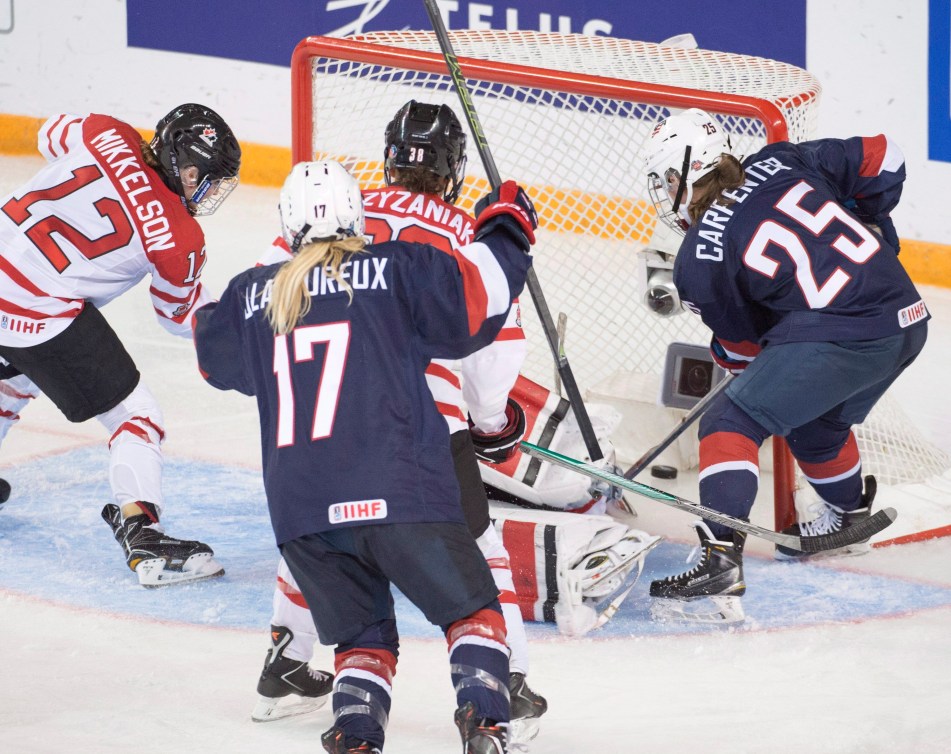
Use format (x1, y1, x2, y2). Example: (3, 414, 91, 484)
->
(797, 508, 898, 553)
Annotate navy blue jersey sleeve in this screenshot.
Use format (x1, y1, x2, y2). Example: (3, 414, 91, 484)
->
(393, 226, 531, 360)
(192, 277, 255, 396)
(793, 135, 905, 226)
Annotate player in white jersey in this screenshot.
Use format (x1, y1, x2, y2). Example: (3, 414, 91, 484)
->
(0, 103, 240, 587)
(251, 101, 547, 749)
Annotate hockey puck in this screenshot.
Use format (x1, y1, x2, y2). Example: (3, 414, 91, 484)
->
(650, 465, 678, 480)
(0, 477, 10, 504)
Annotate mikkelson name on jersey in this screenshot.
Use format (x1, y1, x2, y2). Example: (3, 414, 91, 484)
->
(90, 129, 175, 253)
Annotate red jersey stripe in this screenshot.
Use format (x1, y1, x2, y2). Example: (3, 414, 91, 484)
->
(451, 249, 489, 335)
(276, 575, 309, 609)
(859, 135, 887, 177)
(434, 400, 466, 422)
(700, 431, 759, 470)
(425, 361, 462, 389)
(0, 253, 52, 298)
(44, 114, 69, 157)
(495, 326, 525, 341)
(797, 432, 860, 480)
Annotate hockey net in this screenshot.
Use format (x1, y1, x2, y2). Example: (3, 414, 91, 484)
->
(291, 31, 949, 536)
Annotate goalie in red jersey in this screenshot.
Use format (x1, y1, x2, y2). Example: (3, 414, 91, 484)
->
(0, 103, 240, 587)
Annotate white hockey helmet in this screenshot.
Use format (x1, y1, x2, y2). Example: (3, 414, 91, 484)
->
(279, 160, 365, 252)
(643, 108, 732, 235)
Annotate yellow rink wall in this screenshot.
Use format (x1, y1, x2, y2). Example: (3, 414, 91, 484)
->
(2, 112, 948, 289)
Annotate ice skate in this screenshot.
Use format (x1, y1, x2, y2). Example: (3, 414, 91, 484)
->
(507, 672, 546, 751)
(775, 475, 876, 559)
(320, 726, 381, 753)
(455, 701, 508, 754)
(101, 502, 224, 587)
(252, 625, 333, 722)
(649, 521, 746, 624)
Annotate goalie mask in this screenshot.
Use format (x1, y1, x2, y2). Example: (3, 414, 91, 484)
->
(384, 100, 468, 204)
(644, 108, 732, 235)
(151, 103, 241, 217)
(279, 160, 365, 252)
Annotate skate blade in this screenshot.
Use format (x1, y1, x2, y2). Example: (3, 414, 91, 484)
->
(251, 693, 328, 722)
(136, 553, 225, 588)
(508, 716, 542, 751)
(650, 595, 745, 625)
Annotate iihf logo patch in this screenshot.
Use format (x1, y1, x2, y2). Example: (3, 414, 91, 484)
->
(0, 316, 7, 330)
(691, 159, 703, 172)
(328, 499, 388, 524)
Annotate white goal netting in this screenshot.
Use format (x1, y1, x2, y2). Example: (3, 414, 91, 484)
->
(293, 30, 948, 491)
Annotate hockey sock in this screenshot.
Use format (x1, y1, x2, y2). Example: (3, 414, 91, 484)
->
(269, 557, 318, 663)
(476, 525, 530, 675)
(794, 432, 864, 511)
(331, 647, 397, 750)
(445, 606, 510, 723)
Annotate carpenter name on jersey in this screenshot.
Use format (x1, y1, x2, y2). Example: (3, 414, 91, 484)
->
(674, 135, 928, 352)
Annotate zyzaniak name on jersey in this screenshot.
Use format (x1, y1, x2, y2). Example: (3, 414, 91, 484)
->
(243, 257, 389, 319)
(694, 156, 793, 262)
(89, 129, 175, 254)
(328, 499, 388, 524)
(365, 189, 474, 245)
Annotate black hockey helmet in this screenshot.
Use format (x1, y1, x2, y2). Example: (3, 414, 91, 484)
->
(150, 103, 241, 216)
(383, 100, 467, 204)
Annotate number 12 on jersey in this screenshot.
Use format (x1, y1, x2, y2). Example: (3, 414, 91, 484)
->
(273, 322, 351, 446)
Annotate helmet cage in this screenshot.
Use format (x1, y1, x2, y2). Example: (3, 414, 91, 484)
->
(151, 103, 241, 216)
(644, 108, 731, 236)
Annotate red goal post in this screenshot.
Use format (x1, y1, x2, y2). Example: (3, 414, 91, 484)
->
(289, 31, 948, 539)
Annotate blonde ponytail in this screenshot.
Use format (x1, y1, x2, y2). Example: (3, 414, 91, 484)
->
(266, 236, 367, 335)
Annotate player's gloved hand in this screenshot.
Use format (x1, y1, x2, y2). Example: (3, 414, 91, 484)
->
(474, 181, 538, 253)
(710, 336, 749, 375)
(469, 397, 527, 464)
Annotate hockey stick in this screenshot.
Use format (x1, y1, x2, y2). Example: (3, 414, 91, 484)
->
(422, 0, 604, 463)
(623, 375, 733, 480)
(519, 441, 897, 552)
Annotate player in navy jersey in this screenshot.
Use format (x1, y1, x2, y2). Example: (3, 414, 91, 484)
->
(193, 159, 537, 754)
(641, 108, 928, 624)
(251, 101, 546, 743)
(0, 103, 240, 586)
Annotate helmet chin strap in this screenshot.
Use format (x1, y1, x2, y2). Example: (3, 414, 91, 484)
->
(670, 144, 692, 217)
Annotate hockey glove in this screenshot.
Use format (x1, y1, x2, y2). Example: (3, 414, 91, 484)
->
(470, 397, 527, 464)
(710, 336, 749, 375)
(474, 181, 538, 253)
